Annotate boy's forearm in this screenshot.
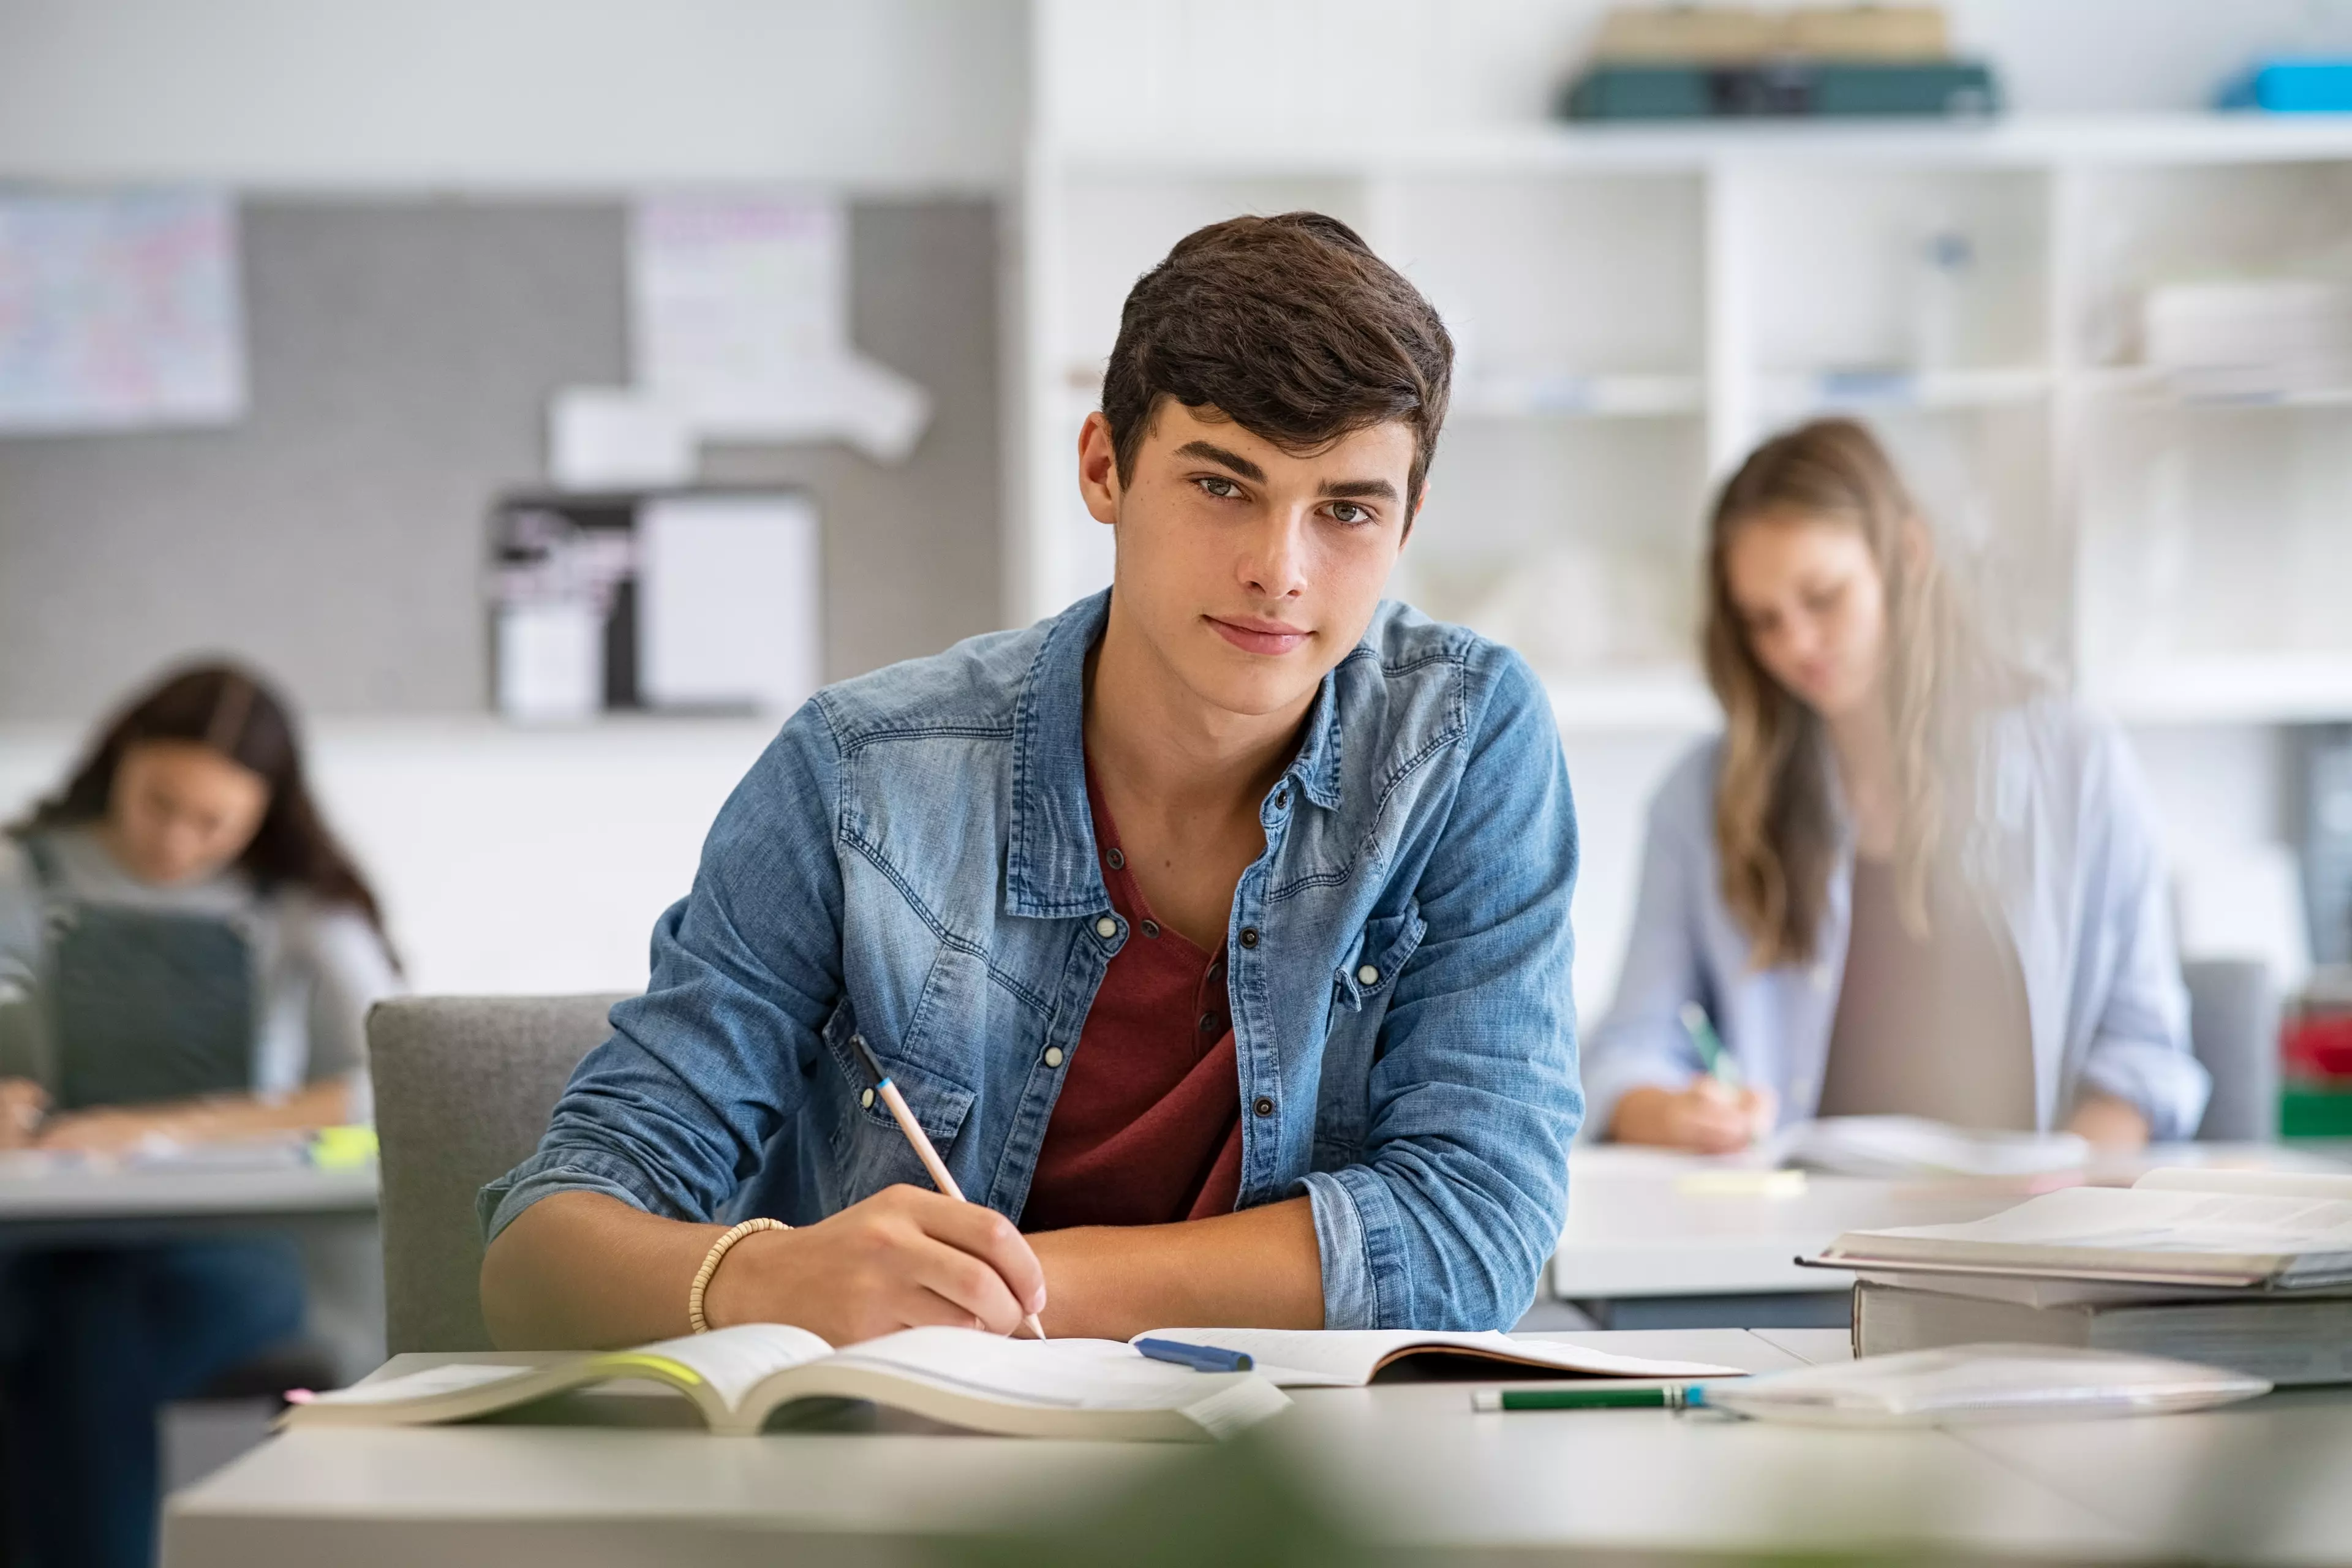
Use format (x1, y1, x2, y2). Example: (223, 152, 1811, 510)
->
(481, 1189, 727, 1350)
(1025, 1196, 1324, 1340)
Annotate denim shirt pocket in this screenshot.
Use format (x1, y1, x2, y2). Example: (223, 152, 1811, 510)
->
(1331, 903, 1427, 1013)
(820, 1001, 978, 1191)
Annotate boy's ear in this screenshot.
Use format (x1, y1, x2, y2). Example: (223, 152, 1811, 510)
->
(1076, 411, 1121, 527)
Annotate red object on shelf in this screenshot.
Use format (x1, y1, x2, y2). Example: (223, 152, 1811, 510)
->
(2284, 1012, 2352, 1080)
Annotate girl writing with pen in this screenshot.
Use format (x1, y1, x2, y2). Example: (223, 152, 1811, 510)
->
(1584, 420, 2206, 1154)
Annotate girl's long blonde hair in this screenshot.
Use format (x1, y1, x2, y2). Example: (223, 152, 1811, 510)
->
(1703, 418, 2017, 968)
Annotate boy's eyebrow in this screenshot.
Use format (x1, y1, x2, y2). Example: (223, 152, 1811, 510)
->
(1172, 440, 1267, 483)
(1172, 439, 1400, 503)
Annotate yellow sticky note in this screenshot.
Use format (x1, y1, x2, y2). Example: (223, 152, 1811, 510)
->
(1675, 1169, 1808, 1199)
(310, 1125, 379, 1170)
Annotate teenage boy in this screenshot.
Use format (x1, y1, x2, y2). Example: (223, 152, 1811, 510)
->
(479, 213, 1581, 1344)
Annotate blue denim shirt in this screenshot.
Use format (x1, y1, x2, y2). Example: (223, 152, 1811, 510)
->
(481, 591, 1582, 1331)
(1583, 695, 2209, 1142)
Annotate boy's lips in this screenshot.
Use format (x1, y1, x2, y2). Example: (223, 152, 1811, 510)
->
(1207, 616, 1311, 656)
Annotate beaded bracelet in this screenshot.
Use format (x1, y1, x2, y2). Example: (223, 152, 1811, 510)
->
(688, 1216, 789, 1333)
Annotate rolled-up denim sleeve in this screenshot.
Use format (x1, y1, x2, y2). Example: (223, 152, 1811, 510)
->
(478, 702, 847, 1242)
(2071, 721, 2210, 1141)
(1295, 650, 1581, 1332)
(1579, 750, 1714, 1138)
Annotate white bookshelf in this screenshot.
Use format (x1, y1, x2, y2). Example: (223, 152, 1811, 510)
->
(1013, 16, 2352, 733)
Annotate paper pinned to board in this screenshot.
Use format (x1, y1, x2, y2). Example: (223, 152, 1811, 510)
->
(598, 194, 932, 469)
(636, 493, 822, 716)
(546, 388, 697, 491)
(0, 189, 246, 432)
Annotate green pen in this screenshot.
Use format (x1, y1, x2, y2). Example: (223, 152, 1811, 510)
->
(1678, 1001, 1742, 1090)
(1472, 1384, 1712, 1412)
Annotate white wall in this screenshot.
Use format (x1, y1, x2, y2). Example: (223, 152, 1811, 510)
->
(0, 722, 771, 996)
(0, 0, 1025, 190)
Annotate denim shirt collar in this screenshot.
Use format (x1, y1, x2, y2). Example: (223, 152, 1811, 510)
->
(1003, 589, 1349, 918)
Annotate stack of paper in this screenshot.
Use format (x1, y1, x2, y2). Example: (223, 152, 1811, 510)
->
(1817, 1169, 2352, 1384)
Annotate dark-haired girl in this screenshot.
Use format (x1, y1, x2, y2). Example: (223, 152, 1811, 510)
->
(0, 661, 399, 1568)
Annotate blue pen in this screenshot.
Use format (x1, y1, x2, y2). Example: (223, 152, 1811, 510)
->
(1134, 1337, 1254, 1374)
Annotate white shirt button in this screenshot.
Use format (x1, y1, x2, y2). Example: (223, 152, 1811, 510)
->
(1043, 1047, 1065, 1068)
(1095, 916, 1118, 939)
(1357, 964, 1380, 986)
(859, 1088, 875, 1109)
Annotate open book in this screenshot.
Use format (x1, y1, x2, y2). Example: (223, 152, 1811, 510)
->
(1133, 1328, 1743, 1386)
(281, 1324, 1289, 1442)
(1813, 1168, 2352, 1290)
(283, 1325, 1744, 1441)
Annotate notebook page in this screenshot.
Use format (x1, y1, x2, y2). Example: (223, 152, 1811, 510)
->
(303, 1362, 540, 1406)
(824, 1328, 1243, 1409)
(1134, 1329, 1742, 1386)
(614, 1323, 834, 1411)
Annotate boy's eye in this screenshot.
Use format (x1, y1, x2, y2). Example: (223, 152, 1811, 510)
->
(1194, 476, 1243, 500)
(1327, 502, 1373, 526)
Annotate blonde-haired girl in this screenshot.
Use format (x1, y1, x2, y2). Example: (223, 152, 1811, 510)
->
(1585, 418, 2206, 1152)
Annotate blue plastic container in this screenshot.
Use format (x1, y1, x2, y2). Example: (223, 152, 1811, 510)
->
(2217, 59, 2352, 113)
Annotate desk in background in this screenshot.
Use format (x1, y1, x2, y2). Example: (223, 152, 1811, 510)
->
(0, 1150, 385, 1396)
(1548, 1142, 2352, 1329)
(0, 1150, 375, 1240)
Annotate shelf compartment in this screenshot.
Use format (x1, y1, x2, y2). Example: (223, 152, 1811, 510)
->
(1453, 372, 1704, 420)
(1759, 365, 2050, 415)
(2089, 654, 2352, 726)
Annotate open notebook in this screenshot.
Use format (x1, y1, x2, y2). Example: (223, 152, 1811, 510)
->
(281, 1325, 1289, 1442)
(1813, 1168, 2352, 1290)
(1131, 1329, 1743, 1386)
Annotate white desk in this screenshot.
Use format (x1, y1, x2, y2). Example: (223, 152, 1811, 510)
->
(1552, 1148, 2022, 1300)
(0, 1152, 376, 1241)
(1551, 1142, 2352, 1302)
(164, 1328, 2352, 1567)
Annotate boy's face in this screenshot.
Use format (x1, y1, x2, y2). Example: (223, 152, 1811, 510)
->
(1079, 401, 1417, 722)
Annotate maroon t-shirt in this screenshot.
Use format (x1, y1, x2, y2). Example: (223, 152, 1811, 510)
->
(1019, 763, 1245, 1230)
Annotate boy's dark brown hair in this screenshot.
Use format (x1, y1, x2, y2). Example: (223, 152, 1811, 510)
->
(1101, 212, 1453, 510)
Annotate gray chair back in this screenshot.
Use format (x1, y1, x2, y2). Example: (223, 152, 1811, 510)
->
(2183, 959, 2280, 1142)
(368, 993, 624, 1353)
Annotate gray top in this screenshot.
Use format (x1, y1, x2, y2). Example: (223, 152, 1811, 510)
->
(1815, 856, 2037, 1131)
(0, 827, 399, 1118)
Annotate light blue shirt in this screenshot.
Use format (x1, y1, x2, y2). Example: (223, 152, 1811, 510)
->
(1583, 696, 2209, 1142)
(481, 590, 1583, 1331)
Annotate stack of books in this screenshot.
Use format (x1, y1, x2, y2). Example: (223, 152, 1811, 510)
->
(1812, 1169, 2352, 1386)
(1558, 3, 2000, 121)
